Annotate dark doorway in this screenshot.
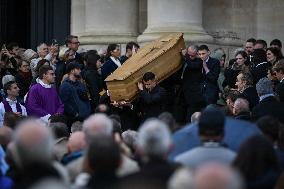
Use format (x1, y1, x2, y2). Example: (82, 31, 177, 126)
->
(0, 0, 70, 49)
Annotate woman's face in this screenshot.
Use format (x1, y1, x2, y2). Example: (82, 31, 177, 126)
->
(235, 74, 246, 91)
(266, 50, 276, 63)
(235, 54, 246, 66)
(19, 61, 30, 72)
(111, 47, 121, 58)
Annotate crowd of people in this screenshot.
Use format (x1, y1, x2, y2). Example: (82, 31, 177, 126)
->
(0, 35, 284, 189)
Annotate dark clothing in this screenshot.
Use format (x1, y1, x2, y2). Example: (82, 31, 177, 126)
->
(117, 159, 179, 189)
(250, 62, 272, 84)
(275, 82, 284, 103)
(181, 57, 206, 120)
(235, 111, 252, 121)
(83, 68, 104, 109)
(101, 58, 121, 80)
(202, 57, 220, 104)
(137, 85, 167, 120)
(87, 173, 118, 189)
(240, 86, 259, 110)
(246, 168, 280, 189)
(252, 96, 284, 124)
(59, 78, 91, 121)
(120, 55, 129, 64)
(55, 61, 67, 89)
(15, 71, 32, 99)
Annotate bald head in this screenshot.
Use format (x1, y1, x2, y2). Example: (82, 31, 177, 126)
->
(194, 163, 243, 189)
(233, 98, 250, 115)
(68, 131, 86, 153)
(82, 113, 113, 143)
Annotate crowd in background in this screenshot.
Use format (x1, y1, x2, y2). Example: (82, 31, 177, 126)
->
(0, 35, 284, 189)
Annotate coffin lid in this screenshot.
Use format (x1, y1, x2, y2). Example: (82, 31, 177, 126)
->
(105, 32, 184, 82)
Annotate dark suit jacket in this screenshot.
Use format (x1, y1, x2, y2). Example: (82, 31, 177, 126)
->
(250, 62, 272, 84)
(138, 85, 167, 120)
(275, 82, 284, 103)
(101, 58, 121, 80)
(252, 96, 284, 124)
(240, 86, 259, 110)
(202, 57, 220, 104)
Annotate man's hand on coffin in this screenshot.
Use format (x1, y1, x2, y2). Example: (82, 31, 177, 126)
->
(138, 82, 144, 91)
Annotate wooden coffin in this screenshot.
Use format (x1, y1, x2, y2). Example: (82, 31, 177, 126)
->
(105, 32, 185, 102)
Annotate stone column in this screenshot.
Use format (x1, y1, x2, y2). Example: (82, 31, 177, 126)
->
(77, 0, 138, 45)
(138, 0, 213, 43)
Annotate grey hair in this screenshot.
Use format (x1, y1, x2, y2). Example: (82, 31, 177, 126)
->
(256, 77, 273, 96)
(2, 75, 15, 86)
(13, 119, 54, 168)
(82, 113, 113, 143)
(137, 118, 172, 157)
(168, 168, 194, 189)
(188, 45, 199, 52)
(121, 130, 138, 148)
(37, 43, 47, 52)
(234, 98, 250, 114)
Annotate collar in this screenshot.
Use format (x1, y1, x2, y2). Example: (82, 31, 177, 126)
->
(110, 56, 121, 67)
(202, 141, 222, 148)
(38, 79, 52, 88)
(280, 77, 284, 83)
(6, 97, 17, 104)
(259, 93, 274, 102)
(204, 56, 210, 63)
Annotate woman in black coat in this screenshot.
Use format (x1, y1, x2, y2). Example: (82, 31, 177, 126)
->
(15, 60, 32, 101)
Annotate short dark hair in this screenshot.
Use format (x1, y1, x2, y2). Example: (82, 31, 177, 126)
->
(255, 39, 267, 49)
(36, 59, 50, 74)
(126, 41, 140, 51)
(257, 116, 281, 143)
(4, 81, 17, 95)
(198, 107, 225, 137)
(48, 114, 67, 125)
(50, 122, 69, 139)
(266, 47, 283, 61)
(87, 135, 121, 174)
(6, 42, 19, 51)
(38, 65, 53, 79)
(270, 39, 282, 48)
(3, 112, 21, 129)
(198, 45, 210, 52)
(85, 50, 101, 69)
(246, 38, 256, 45)
(65, 35, 78, 46)
(106, 44, 119, 58)
(142, 72, 155, 82)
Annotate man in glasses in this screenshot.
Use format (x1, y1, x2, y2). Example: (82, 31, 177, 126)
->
(65, 35, 83, 64)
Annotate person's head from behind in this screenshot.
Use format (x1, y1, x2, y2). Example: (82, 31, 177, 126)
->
(13, 118, 54, 168)
(85, 135, 121, 175)
(270, 39, 282, 49)
(68, 131, 86, 154)
(245, 38, 256, 55)
(65, 35, 80, 51)
(95, 104, 111, 115)
(4, 80, 20, 99)
(250, 48, 267, 66)
(254, 39, 267, 50)
(272, 62, 284, 81)
(168, 168, 194, 189)
(126, 41, 140, 57)
(3, 112, 22, 129)
(2, 74, 15, 87)
(225, 90, 241, 114)
(233, 135, 278, 180)
(71, 121, 83, 133)
(121, 130, 138, 152)
(82, 113, 113, 144)
(198, 45, 210, 61)
(158, 112, 176, 132)
(107, 44, 120, 59)
(49, 122, 69, 139)
(198, 107, 225, 142)
(85, 50, 102, 70)
(194, 163, 244, 189)
(136, 118, 172, 159)
(233, 98, 250, 116)
(256, 77, 273, 97)
(142, 72, 156, 92)
(35, 59, 50, 76)
(256, 116, 281, 144)
(39, 65, 55, 84)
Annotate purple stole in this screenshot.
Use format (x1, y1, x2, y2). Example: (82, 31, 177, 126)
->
(2, 100, 22, 113)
